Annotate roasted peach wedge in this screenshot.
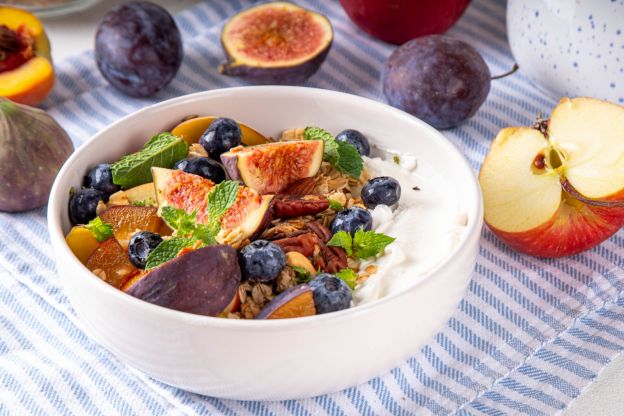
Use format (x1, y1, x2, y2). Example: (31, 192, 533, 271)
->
(171, 116, 269, 146)
(86, 238, 137, 289)
(99, 205, 164, 249)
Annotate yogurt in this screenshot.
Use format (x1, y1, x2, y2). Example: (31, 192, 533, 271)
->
(353, 152, 467, 305)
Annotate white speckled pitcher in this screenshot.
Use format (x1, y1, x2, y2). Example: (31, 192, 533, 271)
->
(507, 0, 624, 104)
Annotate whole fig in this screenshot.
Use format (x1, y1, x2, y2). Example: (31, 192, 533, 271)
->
(382, 35, 491, 129)
(0, 98, 73, 212)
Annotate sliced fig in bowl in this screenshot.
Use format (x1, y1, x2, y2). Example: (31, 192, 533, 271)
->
(256, 284, 316, 319)
(152, 168, 273, 247)
(221, 140, 323, 194)
(125, 245, 241, 316)
(220, 2, 333, 85)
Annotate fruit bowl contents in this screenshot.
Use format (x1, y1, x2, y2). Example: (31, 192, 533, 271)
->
(66, 116, 468, 319)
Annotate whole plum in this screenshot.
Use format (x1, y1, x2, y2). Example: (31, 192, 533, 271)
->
(95, 1, 183, 98)
(382, 35, 491, 129)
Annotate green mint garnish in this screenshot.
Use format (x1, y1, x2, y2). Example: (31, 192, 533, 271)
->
(85, 217, 113, 242)
(145, 180, 239, 269)
(393, 155, 400, 165)
(292, 266, 312, 284)
(336, 268, 358, 290)
(111, 132, 188, 189)
(207, 180, 239, 235)
(328, 198, 344, 211)
(303, 127, 363, 178)
(327, 229, 395, 259)
(145, 237, 194, 270)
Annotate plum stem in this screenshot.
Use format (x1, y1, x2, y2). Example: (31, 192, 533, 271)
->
(491, 63, 519, 80)
(561, 179, 624, 208)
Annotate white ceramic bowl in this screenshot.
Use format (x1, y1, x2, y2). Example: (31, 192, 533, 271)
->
(48, 87, 482, 400)
(507, 0, 624, 103)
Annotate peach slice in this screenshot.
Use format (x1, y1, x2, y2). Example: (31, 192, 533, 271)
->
(171, 116, 269, 146)
(65, 226, 100, 264)
(86, 238, 137, 289)
(99, 205, 164, 249)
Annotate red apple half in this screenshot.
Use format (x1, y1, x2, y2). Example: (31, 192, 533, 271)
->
(479, 97, 624, 257)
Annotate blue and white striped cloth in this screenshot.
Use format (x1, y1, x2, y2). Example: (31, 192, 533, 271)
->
(2, 0, 623, 414)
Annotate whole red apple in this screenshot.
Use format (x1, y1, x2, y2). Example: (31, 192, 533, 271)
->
(339, 0, 471, 44)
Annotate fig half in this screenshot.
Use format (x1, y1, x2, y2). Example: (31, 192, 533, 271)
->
(219, 2, 333, 85)
(221, 140, 324, 194)
(152, 168, 273, 247)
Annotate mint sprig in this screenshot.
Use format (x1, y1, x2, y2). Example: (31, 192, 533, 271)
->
(336, 268, 358, 290)
(85, 217, 113, 242)
(111, 132, 188, 189)
(328, 198, 344, 211)
(144, 237, 194, 270)
(292, 266, 312, 284)
(327, 229, 395, 259)
(146, 180, 239, 269)
(304, 127, 363, 178)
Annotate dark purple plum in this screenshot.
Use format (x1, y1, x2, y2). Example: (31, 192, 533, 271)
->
(95, 1, 183, 98)
(382, 35, 491, 129)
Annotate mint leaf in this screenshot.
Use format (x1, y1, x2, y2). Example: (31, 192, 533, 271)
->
(352, 229, 395, 259)
(304, 126, 339, 165)
(160, 206, 197, 237)
(336, 268, 358, 290)
(304, 126, 363, 178)
(207, 180, 239, 235)
(111, 132, 188, 189)
(85, 217, 113, 242)
(328, 198, 344, 211)
(145, 237, 193, 270)
(193, 223, 217, 245)
(327, 230, 353, 256)
(292, 266, 312, 284)
(335, 140, 363, 178)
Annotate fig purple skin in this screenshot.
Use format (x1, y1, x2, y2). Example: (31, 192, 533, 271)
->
(256, 284, 316, 319)
(0, 98, 73, 212)
(382, 35, 491, 129)
(95, 1, 183, 98)
(219, 2, 333, 85)
(220, 47, 331, 85)
(126, 245, 241, 316)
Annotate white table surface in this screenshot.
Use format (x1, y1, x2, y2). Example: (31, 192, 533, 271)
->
(39, 1, 624, 415)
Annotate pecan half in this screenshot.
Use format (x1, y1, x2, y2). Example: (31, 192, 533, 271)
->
(315, 243, 348, 274)
(306, 221, 332, 243)
(273, 232, 319, 257)
(272, 196, 329, 219)
(281, 177, 318, 196)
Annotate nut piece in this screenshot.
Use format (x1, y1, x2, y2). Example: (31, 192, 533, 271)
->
(188, 143, 209, 158)
(285, 251, 316, 276)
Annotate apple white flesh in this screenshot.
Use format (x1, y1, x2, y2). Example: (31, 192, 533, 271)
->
(479, 97, 624, 257)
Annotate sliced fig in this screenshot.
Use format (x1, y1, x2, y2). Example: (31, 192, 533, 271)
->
(125, 245, 241, 316)
(152, 168, 273, 247)
(219, 2, 333, 85)
(220, 140, 324, 194)
(171, 116, 270, 146)
(256, 284, 316, 319)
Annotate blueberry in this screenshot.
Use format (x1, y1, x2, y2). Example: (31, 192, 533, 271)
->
(361, 176, 401, 209)
(128, 231, 163, 269)
(336, 129, 370, 156)
(69, 188, 104, 225)
(84, 163, 119, 200)
(199, 117, 242, 157)
(239, 240, 285, 282)
(174, 157, 226, 183)
(308, 273, 352, 314)
(330, 207, 372, 236)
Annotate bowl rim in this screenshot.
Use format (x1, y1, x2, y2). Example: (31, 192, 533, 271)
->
(48, 85, 483, 329)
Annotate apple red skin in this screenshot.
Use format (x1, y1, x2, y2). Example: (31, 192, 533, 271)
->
(126, 245, 241, 316)
(339, 0, 471, 44)
(488, 191, 624, 258)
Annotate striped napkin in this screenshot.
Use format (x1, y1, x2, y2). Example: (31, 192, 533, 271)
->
(2, 0, 623, 414)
